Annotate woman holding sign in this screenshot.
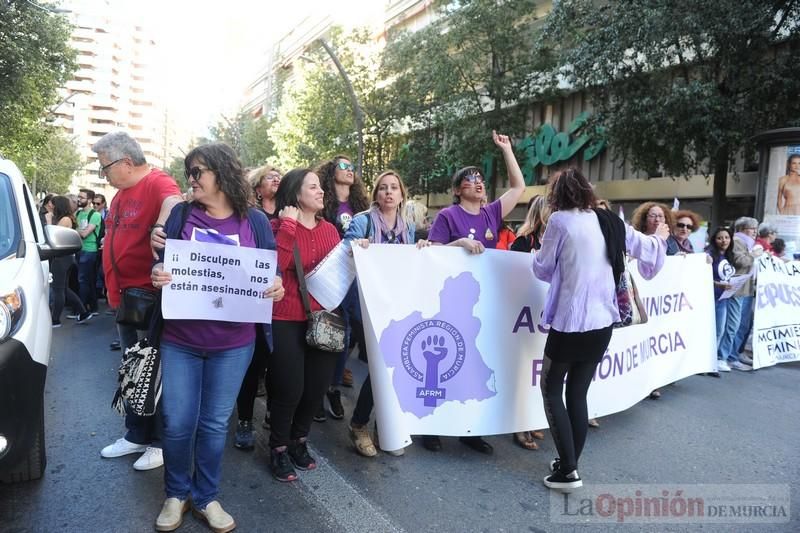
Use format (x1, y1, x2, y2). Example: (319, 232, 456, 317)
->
(532, 168, 667, 492)
(268, 168, 341, 482)
(343, 170, 430, 457)
(149, 143, 284, 533)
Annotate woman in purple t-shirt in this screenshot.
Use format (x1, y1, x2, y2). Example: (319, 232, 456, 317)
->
(149, 144, 284, 532)
(424, 130, 526, 455)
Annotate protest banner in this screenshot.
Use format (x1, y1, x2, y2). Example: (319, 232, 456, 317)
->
(752, 255, 800, 369)
(353, 247, 716, 451)
(162, 238, 277, 323)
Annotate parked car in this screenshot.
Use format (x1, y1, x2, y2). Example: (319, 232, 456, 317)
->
(0, 156, 81, 482)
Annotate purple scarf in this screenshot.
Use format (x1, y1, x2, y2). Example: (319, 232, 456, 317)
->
(368, 204, 408, 244)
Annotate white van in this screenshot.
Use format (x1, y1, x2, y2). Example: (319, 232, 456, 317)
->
(0, 156, 81, 482)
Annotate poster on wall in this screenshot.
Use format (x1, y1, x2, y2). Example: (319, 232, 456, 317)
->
(763, 145, 800, 258)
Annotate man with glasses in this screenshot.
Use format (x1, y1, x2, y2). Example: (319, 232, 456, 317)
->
(76, 188, 103, 315)
(92, 131, 182, 471)
(424, 130, 526, 455)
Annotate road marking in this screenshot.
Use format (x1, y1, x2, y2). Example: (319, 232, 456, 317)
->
(255, 399, 404, 533)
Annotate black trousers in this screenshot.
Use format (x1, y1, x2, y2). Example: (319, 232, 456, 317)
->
(268, 320, 338, 448)
(50, 255, 85, 323)
(540, 326, 613, 474)
(236, 326, 270, 421)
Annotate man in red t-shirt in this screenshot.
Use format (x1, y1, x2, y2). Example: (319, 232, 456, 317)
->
(92, 131, 182, 471)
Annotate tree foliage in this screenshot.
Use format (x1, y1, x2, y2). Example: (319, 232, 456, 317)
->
(382, 0, 548, 197)
(544, 0, 800, 226)
(30, 127, 82, 195)
(209, 113, 275, 168)
(0, 1, 77, 176)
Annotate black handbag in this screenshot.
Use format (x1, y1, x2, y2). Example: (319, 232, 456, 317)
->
(108, 216, 157, 329)
(294, 246, 346, 352)
(116, 287, 157, 329)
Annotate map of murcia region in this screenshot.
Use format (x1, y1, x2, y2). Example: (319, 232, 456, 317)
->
(379, 272, 496, 417)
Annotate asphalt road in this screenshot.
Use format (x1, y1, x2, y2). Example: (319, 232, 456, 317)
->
(1, 310, 798, 532)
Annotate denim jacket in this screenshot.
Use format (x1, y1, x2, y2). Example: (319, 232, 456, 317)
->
(343, 210, 416, 245)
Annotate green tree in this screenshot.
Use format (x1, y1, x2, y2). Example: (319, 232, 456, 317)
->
(0, 1, 77, 172)
(209, 113, 275, 168)
(382, 0, 547, 198)
(543, 0, 800, 228)
(29, 127, 81, 195)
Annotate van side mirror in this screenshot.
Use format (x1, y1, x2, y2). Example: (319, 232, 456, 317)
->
(38, 225, 82, 260)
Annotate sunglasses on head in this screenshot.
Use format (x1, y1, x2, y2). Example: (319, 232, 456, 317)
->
(676, 222, 693, 230)
(337, 161, 355, 172)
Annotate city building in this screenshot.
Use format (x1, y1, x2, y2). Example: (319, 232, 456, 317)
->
(50, 0, 169, 197)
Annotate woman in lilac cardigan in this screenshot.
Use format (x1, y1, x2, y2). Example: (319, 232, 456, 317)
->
(532, 168, 668, 492)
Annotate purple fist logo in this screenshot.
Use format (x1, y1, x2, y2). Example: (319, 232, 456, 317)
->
(400, 321, 466, 407)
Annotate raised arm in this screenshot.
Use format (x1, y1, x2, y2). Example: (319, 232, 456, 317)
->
(494, 130, 525, 219)
(625, 224, 667, 280)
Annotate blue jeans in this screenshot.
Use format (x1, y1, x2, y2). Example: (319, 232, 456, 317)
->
(118, 323, 161, 445)
(720, 296, 744, 363)
(77, 251, 97, 311)
(733, 295, 754, 355)
(160, 340, 254, 508)
(714, 299, 728, 360)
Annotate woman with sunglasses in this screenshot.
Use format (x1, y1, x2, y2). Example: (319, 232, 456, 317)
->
(149, 143, 284, 533)
(667, 209, 701, 255)
(342, 170, 430, 457)
(268, 167, 341, 482)
(315, 156, 371, 416)
(424, 130, 525, 455)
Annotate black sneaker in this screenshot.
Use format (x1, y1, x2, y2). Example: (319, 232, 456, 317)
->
(109, 340, 121, 351)
(459, 436, 493, 455)
(270, 447, 298, 482)
(543, 469, 582, 492)
(421, 435, 442, 452)
(327, 389, 344, 420)
(76, 311, 93, 324)
(234, 420, 254, 450)
(288, 439, 317, 471)
(313, 406, 327, 423)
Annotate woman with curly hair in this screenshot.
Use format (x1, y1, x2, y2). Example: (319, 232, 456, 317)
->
(314, 155, 370, 416)
(667, 209, 702, 254)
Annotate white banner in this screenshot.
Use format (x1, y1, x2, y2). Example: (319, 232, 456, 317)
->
(162, 239, 277, 323)
(752, 255, 800, 369)
(353, 247, 716, 451)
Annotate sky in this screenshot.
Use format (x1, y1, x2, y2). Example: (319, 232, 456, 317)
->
(135, 0, 385, 140)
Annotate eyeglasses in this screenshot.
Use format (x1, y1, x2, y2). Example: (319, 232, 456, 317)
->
(337, 161, 355, 172)
(646, 213, 665, 220)
(461, 173, 484, 185)
(263, 173, 281, 182)
(676, 222, 693, 230)
(186, 166, 211, 182)
(92, 201, 103, 206)
(99, 158, 125, 175)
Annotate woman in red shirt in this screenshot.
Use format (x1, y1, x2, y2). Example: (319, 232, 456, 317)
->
(268, 168, 341, 482)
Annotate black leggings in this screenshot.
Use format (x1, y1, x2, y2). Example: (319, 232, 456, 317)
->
(236, 327, 270, 421)
(540, 326, 613, 474)
(268, 320, 338, 448)
(50, 255, 86, 323)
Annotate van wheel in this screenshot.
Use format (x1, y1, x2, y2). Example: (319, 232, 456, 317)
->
(0, 405, 46, 483)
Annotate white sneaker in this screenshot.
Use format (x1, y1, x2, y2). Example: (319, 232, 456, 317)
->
(155, 498, 189, 531)
(100, 437, 148, 458)
(193, 501, 235, 533)
(739, 353, 754, 365)
(730, 360, 753, 372)
(716, 360, 731, 372)
(133, 446, 164, 471)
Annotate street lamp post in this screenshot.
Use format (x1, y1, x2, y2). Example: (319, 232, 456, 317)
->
(316, 38, 365, 177)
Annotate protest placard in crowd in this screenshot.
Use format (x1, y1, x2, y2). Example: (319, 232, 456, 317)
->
(162, 238, 277, 323)
(752, 255, 800, 369)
